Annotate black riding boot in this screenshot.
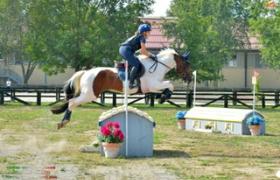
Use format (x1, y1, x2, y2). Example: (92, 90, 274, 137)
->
(129, 66, 140, 89)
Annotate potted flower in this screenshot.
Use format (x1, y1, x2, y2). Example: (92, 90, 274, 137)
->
(246, 116, 263, 136)
(98, 121, 124, 158)
(176, 111, 187, 129)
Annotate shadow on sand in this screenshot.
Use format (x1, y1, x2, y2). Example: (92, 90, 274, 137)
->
(153, 149, 191, 158)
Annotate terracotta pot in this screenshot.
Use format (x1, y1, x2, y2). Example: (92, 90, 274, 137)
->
(249, 125, 260, 136)
(102, 142, 122, 158)
(177, 119, 185, 129)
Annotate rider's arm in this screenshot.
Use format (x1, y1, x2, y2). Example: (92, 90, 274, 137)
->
(140, 43, 150, 57)
(139, 35, 153, 57)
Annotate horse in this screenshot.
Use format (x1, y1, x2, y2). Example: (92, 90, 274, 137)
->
(51, 48, 192, 129)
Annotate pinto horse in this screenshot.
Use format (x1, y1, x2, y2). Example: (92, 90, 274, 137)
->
(51, 49, 192, 129)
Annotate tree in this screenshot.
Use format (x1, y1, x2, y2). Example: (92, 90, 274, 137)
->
(250, 0, 280, 69)
(0, 0, 154, 84)
(0, 0, 37, 84)
(164, 0, 249, 81)
(27, 0, 154, 74)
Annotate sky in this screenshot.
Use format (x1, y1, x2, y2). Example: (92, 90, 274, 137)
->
(149, 0, 172, 17)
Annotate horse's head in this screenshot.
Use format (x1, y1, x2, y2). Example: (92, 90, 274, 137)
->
(156, 48, 192, 83)
(174, 51, 192, 83)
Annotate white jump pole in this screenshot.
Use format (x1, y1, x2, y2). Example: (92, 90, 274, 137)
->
(193, 71, 197, 107)
(124, 61, 129, 157)
(252, 73, 257, 116)
(253, 81, 256, 112)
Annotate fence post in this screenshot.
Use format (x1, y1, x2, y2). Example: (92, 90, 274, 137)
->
(144, 94, 150, 105)
(261, 94, 266, 108)
(37, 91, 41, 106)
(100, 92, 105, 104)
(149, 93, 155, 107)
(187, 91, 193, 108)
(232, 91, 237, 106)
(10, 88, 15, 101)
(112, 93, 117, 107)
(55, 88, 61, 101)
(224, 94, 228, 108)
(0, 89, 4, 105)
(275, 91, 279, 106)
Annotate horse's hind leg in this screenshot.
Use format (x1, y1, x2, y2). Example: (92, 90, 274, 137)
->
(68, 91, 94, 111)
(57, 92, 95, 129)
(57, 109, 72, 129)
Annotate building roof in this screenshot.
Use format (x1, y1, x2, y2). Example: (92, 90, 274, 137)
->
(141, 17, 174, 49)
(141, 16, 261, 50)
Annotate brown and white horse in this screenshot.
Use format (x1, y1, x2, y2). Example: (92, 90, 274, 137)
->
(51, 48, 192, 129)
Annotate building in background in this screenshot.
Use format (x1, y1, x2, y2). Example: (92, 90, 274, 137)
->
(1, 16, 280, 89)
(142, 16, 280, 89)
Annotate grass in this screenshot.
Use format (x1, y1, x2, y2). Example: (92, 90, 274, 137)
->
(0, 102, 280, 179)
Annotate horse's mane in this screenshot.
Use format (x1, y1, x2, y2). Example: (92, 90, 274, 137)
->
(138, 48, 177, 60)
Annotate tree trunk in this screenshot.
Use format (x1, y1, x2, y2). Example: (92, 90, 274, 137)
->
(21, 61, 37, 85)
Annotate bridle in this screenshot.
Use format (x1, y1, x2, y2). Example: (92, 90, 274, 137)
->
(148, 57, 172, 73)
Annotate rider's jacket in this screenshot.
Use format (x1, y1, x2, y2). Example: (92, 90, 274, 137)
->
(121, 33, 146, 52)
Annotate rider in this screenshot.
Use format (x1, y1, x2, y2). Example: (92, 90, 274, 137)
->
(119, 23, 156, 88)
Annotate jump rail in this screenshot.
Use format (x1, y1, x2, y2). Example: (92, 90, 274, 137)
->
(0, 86, 279, 108)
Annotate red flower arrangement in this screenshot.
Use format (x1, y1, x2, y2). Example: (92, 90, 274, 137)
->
(99, 122, 124, 143)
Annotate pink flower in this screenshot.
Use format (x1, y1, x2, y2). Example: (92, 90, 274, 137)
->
(113, 122, 120, 129)
(119, 132, 124, 141)
(113, 129, 121, 137)
(106, 122, 114, 129)
(101, 126, 111, 136)
(99, 121, 124, 143)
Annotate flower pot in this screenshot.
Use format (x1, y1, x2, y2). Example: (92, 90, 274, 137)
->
(249, 125, 260, 136)
(102, 142, 122, 158)
(177, 119, 185, 129)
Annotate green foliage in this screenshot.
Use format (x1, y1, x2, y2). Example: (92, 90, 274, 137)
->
(164, 0, 249, 81)
(250, 0, 280, 69)
(25, 0, 154, 74)
(0, 0, 154, 77)
(0, 0, 37, 84)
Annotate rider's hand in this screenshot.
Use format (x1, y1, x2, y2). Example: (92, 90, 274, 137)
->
(149, 54, 157, 61)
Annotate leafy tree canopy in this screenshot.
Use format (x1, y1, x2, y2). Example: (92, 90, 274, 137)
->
(164, 0, 250, 81)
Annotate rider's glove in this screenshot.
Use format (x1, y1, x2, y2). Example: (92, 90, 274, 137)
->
(149, 54, 157, 61)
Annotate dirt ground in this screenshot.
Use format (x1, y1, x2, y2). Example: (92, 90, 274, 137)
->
(0, 131, 179, 179)
(1, 105, 280, 179)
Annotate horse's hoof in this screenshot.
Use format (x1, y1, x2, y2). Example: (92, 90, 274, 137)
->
(158, 97, 166, 104)
(57, 120, 69, 130)
(57, 123, 63, 130)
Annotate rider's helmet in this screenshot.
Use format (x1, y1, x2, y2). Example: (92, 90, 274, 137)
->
(138, 23, 152, 33)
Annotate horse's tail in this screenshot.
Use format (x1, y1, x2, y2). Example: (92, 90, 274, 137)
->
(51, 70, 86, 114)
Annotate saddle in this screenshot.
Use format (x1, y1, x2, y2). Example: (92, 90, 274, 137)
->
(116, 62, 145, 81)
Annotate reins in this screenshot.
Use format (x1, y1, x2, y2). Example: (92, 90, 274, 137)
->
(148, 57, 172, 73)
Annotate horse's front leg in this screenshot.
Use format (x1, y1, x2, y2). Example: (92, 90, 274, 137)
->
(149, 81, 174, 103)
(149, 80, 174, 92)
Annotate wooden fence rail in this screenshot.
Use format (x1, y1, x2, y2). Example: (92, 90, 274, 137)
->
(0, 86, 279, 108)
